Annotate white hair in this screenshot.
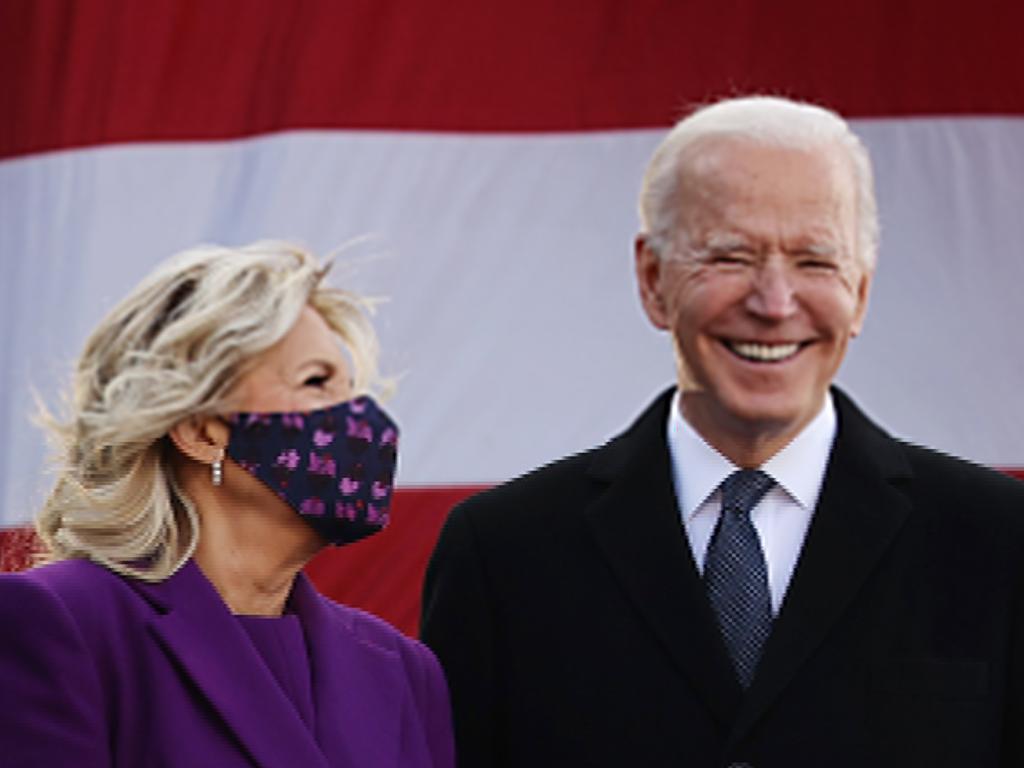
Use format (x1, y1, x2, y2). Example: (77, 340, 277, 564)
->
(638, 95, 879, 269)
(36, 240, 386, 582)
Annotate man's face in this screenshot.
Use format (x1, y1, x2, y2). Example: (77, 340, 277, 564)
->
(637, 138, 872, 452)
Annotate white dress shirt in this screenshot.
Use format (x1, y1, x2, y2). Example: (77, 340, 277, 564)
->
(666, 390, 837, 615)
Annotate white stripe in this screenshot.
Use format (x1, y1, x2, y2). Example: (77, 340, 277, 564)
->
(1, 119, 1022, 526)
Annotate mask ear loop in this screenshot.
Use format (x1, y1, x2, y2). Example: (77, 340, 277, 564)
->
(211, 448, 225, 487)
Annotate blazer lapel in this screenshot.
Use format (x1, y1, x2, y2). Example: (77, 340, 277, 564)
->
(135, 561, 330, 768)
(289, 574, 404, 768)
(583, 389, 742, 728)
(728, 388, 914, 743)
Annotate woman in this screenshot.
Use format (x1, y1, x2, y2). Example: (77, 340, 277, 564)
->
(0, 242, 454, 767)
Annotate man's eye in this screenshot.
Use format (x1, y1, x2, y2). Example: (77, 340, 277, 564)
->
(710, 250, 754, 265)
(797, 258, 837, 271)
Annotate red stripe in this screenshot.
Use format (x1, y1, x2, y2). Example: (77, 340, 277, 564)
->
(4, 472, 1024, 635)
(2, 0, 1023, 160)
(303, 486, 486, 636)
(0, 486, 486, 636)
(0, 526, 39, 573)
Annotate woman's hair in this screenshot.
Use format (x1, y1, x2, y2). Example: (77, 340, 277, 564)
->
(638, 95, 879, 271)
(36, 240, 385, 582)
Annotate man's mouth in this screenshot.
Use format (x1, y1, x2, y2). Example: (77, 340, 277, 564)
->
(724, 340, 803, 363)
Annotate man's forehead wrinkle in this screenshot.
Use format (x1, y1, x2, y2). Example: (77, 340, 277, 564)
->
(675, 137, 747, 210)
(691, 227, 844, 256)
(670, 136, 860, 269)
(676, 162, 745, 239)
(682, 195, 848, 241)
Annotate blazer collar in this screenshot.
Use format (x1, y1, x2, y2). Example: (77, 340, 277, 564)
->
(130, 560, 403, 768)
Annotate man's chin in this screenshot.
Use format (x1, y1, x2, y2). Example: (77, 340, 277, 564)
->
(685, 387, 819, 439)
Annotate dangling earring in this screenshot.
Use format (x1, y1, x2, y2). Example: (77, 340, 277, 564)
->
(211, 449, 224, 487)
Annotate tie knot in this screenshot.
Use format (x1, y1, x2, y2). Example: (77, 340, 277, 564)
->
(720, 469, 774, 515)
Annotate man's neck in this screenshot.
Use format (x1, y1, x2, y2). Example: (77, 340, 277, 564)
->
(678, 391, 826, 468)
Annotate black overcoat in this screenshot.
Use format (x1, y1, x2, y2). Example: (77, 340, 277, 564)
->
(422, 388, 1024, 767)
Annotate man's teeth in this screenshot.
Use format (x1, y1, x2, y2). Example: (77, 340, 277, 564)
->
(728, 341, 800, 361)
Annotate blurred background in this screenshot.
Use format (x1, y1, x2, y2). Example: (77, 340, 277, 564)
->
(2, 0, 1022, 634)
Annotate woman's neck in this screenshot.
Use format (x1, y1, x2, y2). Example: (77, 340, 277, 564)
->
(192, 532, 315, 616)
(177, 459, 324, 616)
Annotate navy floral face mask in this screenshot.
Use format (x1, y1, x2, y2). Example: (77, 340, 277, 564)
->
(225, 396, 398, 546)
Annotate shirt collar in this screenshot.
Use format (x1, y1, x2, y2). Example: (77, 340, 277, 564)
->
(666, 389, 837, 519)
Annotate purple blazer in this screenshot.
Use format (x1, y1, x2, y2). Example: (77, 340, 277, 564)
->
(0, 558, 454, 767)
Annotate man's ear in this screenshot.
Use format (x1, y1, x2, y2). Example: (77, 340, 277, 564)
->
(635, 234, 671, 330)
(849, 267, 874, 337)
(168, 415, 230, 464)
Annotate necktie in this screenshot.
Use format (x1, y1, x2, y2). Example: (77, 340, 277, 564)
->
(704, 469, 774, 688)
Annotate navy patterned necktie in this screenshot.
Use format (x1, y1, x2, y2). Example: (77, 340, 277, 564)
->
(704, 469, 775, 688)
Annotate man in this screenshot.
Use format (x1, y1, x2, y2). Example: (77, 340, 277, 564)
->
(421, 96, 1024, 767)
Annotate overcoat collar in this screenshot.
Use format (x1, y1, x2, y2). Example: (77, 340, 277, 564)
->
(584, 388, 744, 727)
(583, 386, 914, 739)
(128, 560, 404, 768)
(727, 387, 912, 744)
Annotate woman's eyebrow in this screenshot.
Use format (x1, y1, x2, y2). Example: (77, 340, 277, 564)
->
(296, 358, 336, 373)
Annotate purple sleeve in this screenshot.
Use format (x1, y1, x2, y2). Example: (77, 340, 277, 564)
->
(0, 573, 110, 767)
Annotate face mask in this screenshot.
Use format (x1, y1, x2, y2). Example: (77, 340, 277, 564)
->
(225, 396, 398, 546)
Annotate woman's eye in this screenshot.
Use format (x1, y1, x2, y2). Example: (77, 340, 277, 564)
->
(304, 374, 330, 388)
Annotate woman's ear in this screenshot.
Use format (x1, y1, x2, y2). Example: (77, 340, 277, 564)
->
(168, 415, 230, 463)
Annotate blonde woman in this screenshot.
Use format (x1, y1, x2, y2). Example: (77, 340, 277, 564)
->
(0, 242, 453, 767)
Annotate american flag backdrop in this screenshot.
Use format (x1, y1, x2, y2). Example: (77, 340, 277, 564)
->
(1, 0, 1023, 635)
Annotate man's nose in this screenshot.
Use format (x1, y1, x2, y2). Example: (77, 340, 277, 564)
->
(745, 260, 798, 319)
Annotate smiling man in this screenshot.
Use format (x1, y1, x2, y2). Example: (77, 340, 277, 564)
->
(637, 128, 871, 469)
(422, 96, 1024, 768)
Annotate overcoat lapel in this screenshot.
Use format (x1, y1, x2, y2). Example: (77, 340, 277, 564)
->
(727, 388, 914, 744)
(134, 561, 330, 768)
(583, 387, 917, 740)
(289, 574, 404, 768)
(583, 389, 742, 727)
